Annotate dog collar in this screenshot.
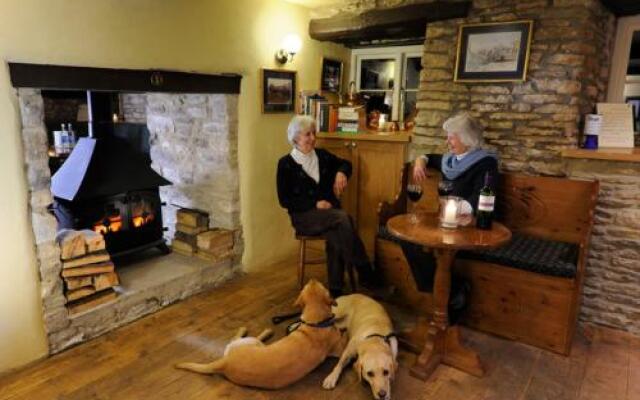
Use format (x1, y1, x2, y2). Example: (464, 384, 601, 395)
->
(286, 314, 336, 335)
(364, 332, 397, 344)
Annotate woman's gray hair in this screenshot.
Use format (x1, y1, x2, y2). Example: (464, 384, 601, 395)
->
(287, 115, 317, 146)
(442, 112, 484, 150)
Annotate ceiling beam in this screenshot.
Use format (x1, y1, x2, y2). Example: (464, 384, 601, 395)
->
(600, 0, 640, 16)
(309, 1, 471, 47)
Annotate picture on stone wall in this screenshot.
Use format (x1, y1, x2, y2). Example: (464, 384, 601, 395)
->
(262, 68, 296, 113)
(454, 20, 533, 82)
(320, 57, 343, 93)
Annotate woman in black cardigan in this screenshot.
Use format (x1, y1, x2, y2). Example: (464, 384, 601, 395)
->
(404, 113, 498, 318)
(277, 116, 377, 298)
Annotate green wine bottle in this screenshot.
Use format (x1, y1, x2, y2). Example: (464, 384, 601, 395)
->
(476, 172, 495, 230)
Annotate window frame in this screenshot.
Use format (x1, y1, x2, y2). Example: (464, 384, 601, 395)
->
(350, 45, 423, 122)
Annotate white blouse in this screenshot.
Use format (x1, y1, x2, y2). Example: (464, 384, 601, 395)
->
(290, 148, 320, 183)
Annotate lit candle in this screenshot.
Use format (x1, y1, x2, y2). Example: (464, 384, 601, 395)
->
(443, 199, 458, 227)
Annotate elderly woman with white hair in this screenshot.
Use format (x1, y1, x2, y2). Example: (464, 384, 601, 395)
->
(277, 115, 379, 298)
(402, 112, 498, 319)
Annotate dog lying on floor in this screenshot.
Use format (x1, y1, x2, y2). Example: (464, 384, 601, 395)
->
(175, 279, 345, 389)
(323, 293, 398, 400)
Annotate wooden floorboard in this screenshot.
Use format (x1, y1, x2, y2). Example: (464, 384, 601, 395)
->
(0, 256, 638, 400)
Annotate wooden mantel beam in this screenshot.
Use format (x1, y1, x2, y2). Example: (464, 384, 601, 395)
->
(309, 2, 471, 46)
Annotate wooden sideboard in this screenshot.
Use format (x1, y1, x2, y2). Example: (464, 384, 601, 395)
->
(315, 131, 410, 258)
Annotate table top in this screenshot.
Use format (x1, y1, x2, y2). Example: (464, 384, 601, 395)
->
(386, 213, 512, 251)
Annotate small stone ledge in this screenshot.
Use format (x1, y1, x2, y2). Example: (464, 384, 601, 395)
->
(562, 147, 640, 163)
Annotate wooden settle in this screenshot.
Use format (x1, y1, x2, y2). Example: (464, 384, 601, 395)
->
(376, 163, 599, 355)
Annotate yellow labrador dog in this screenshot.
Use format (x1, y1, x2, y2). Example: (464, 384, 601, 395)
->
(323, 293, 398, 400)
(176, 279, 344, 389)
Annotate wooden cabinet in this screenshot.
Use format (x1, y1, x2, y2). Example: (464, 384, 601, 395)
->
(316, 132, 410, 257)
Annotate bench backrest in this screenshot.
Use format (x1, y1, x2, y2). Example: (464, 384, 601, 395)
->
(393, 163, 598, 244)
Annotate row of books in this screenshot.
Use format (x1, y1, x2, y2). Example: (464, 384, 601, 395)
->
(298, 90, 364, 133)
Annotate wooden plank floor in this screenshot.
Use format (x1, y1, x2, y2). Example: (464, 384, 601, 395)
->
(1, 256, 639, 400)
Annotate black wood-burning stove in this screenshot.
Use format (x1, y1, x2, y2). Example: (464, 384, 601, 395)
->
(51, 136, 171, 257)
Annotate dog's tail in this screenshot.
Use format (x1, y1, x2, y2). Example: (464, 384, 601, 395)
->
(175, 358, 225, 375)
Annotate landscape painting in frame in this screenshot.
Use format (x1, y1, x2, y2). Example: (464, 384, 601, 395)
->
(454, 20, 533, 82)
(262, 68, 296, 113)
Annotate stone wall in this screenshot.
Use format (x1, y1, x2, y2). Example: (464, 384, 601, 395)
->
(566, 159, 640, 335)
(16, 89, 242, 353)
(415, 0, 615, 175)
(120, 93, 147, 124)
(146, 94, 242, 243)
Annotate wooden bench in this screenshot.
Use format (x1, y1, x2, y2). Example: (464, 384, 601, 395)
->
(376, 164, 598, 355)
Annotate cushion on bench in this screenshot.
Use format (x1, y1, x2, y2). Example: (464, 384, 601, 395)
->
(458, 233, 578, 278)
(377, 227, 578, 278)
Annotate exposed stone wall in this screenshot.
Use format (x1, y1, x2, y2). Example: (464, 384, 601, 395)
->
(146, 93, 243, 258)
(566, 159, 640, 335)
(16, 89, 242, 353)
(120, 93, 147, 124)
(414, 0, 615, 176)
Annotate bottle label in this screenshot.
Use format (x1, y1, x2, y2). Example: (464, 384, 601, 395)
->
(478, 195, 495, 212)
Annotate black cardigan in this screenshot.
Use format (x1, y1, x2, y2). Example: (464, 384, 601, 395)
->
(426, 153, 498, 213)
(277, 148, 352, 214)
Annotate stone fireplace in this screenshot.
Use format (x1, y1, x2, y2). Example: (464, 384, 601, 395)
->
(14, 65, 243, 353)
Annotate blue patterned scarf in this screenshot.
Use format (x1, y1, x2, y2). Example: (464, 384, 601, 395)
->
(441, 149, 498, 180)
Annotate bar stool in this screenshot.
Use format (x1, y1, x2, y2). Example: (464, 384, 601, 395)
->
(296, 234, 357, 292)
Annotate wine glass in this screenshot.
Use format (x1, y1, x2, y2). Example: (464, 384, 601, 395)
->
(438, 180, 454, 197)
(407, 184, 423, 223)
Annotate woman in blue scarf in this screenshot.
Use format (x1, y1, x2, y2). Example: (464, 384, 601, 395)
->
(402, 113, 498, 320)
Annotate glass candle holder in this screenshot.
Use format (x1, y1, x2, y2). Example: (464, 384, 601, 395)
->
(439, 196, 461, 229)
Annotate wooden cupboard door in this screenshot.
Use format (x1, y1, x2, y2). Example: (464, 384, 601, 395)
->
(315, 139, 357, 218)
(353, 140, 406, 257)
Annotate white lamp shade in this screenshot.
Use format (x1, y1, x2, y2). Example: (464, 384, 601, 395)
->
(282, 34, 302, 54)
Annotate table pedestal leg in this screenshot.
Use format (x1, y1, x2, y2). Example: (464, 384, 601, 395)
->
(400, 248, 484, 380)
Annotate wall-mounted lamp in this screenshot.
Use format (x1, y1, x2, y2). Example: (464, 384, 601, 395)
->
(275, 34, 302, 65)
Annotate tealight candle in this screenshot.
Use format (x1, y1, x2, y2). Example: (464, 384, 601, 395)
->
(442, 198, 458, 228)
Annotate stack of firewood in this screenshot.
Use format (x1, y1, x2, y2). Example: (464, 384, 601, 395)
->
(56, 229, 119, 315)
(171, 208, 234, 262)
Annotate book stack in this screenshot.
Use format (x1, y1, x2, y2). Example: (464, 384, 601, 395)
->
(171, 208, 210, 256)
(337, 106, 365, 133)
(56, 229, 119, 315)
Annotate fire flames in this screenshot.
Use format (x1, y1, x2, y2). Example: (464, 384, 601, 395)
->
(93, 212, 154, 234)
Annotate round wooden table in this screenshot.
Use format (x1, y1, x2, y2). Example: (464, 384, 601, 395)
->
(386, 212, 512, 381)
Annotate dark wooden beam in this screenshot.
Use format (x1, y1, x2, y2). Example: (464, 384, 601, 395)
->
(600, 0, 640, 16)
(309, 2, 471, 46)
(8, 63, 241, 94)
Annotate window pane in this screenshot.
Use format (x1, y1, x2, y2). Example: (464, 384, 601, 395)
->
(362, 91, 393, 116)
(405, 57, 422, 89)
(403, 91, 417, 122)
(360, 59, 395, 90)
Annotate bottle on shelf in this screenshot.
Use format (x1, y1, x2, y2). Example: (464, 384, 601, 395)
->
(67, 123, 76, 150)
(476, 172, 495, 230)
(60, 123, 69, 155)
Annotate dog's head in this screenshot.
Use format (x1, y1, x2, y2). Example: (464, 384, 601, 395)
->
(354, 338, 398, 400)
(293, 279, 336, 312)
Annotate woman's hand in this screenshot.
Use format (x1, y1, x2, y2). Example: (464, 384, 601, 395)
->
(333, 171, 348, 197)
(413, 157, 427, 183)
(316, 200, 333, 209)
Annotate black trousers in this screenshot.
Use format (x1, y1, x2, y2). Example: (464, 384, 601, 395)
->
(399, 241, 437, 292)
(290, 208, 372, 292)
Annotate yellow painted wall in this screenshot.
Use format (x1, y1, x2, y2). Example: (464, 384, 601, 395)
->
(0, 0, 349, 373)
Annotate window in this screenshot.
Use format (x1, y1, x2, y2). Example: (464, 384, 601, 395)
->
(350, 45, 423, 122)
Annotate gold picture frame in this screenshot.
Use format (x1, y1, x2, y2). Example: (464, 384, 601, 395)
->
(261, 68, 297, 113)
(454, 20, 533, 83)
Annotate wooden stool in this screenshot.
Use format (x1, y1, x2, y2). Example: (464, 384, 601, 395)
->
(296, 234, 357, 292)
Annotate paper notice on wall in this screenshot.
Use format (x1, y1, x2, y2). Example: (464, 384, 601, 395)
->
(596, 103, 635, 148)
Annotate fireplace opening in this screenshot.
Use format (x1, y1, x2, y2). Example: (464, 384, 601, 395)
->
(45, 90, 172, 258)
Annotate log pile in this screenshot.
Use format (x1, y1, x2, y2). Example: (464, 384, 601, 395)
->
(172, 208, 234, 262)
(56, 229, 119, 315)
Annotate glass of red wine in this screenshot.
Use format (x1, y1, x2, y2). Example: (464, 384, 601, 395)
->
(407, 184, 423, 223)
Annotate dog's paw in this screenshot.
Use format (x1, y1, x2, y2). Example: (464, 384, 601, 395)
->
(322, 372, 340, 390)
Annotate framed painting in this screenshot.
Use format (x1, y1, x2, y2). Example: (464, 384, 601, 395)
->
(261, 68, 296, 113)
(320, 57, 343, 93)
(454, 20, 533, 82)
